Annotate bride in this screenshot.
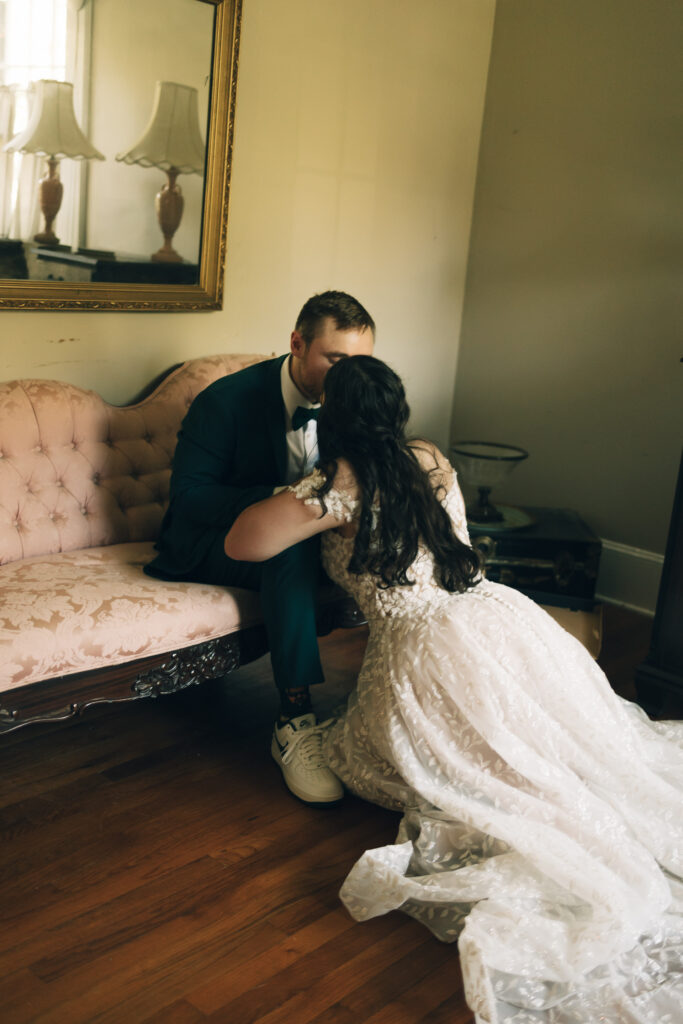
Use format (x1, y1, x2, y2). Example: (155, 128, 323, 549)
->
(224, 355, 683, 1023)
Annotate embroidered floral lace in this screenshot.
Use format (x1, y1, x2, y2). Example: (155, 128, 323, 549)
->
(289, 467, 683, 1023)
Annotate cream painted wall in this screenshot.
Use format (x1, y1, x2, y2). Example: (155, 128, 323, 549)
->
(452, 0, 682, 554)
(0, 0, 495, 452)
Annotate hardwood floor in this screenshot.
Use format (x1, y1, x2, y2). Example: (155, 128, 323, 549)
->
(0, 605, 675, 1024)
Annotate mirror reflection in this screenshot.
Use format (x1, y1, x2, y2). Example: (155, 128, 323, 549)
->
(0, 0, 214, 286)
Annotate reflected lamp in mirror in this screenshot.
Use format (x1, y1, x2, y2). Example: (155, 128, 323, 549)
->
(450, 441, 532, 530)
(116, 81, 205, 264)
(2, 79, 105, 248)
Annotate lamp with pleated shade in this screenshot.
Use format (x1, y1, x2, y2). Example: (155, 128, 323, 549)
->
(2, 79, 105, 247)
(115, 81, 205, 263)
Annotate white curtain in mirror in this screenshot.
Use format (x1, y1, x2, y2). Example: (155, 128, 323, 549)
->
(0, 0, 88, 245)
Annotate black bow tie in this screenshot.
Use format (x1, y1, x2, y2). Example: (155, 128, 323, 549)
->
(292, 405, 320, 431)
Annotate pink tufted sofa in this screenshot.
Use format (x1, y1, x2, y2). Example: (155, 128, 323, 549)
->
(0, 354, 361, 733)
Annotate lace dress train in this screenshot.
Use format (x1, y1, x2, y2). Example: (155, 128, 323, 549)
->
(289, 469, 683, 1024)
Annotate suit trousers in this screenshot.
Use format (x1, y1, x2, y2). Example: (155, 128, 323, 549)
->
(193, 532, 325, 694)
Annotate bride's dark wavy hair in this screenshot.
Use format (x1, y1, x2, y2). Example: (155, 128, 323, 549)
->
(315, 356, 480, 593)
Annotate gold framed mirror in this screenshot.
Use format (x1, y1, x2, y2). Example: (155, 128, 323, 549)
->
(0, 0, 241, 312)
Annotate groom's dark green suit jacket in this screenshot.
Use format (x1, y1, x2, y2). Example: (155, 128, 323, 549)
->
(146, 355, 289, 580)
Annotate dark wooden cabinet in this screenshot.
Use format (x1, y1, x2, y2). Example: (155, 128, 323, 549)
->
(636, 448, 683, 711)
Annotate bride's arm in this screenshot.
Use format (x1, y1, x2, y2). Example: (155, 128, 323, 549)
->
(224, 461, 359, 562)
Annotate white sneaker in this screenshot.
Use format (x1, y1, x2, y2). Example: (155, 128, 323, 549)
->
(271, 713, 343, 805)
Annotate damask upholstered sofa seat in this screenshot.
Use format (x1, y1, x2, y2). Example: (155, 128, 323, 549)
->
(0, 355, 359, 732)
(1, 544, 263, 689)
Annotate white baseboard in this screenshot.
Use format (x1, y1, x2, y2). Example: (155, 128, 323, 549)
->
(595, 540, 664, 616)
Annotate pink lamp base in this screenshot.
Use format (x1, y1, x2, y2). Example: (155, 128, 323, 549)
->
(152, 169, 184, 263)
(34, 158, 63, 248)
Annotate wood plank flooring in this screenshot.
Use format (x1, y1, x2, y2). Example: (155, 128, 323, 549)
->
(0, 605, 674, 1023)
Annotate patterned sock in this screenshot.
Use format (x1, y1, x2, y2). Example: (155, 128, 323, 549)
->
(279, 687, 313, 723)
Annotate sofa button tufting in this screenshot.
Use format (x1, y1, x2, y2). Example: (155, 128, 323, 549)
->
(92, 473, 100, 485)
(144, 433, 153, 444)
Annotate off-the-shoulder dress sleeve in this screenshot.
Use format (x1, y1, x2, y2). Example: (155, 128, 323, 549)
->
(445, 471, 471, 547)
(287, 468, 359, 524)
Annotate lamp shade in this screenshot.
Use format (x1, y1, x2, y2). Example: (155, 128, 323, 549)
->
(2, 80, 104, 160)
(115, 81, 205, 175)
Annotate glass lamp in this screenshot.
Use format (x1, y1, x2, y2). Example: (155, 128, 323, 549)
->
(450, 441, 532, 530)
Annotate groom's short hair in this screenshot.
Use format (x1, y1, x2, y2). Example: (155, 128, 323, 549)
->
(295, 290, 375, 346)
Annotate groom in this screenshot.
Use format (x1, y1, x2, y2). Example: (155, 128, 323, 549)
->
(146, 291, 375, 804)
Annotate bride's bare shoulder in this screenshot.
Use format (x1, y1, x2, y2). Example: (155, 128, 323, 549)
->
(408, 440, 455, 492)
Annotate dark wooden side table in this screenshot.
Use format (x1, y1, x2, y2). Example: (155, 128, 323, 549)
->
(30, 247, 199, 285)
(635, 448, 683, 713)
(469, 507, 601, 610)
(0, 239, 28, 278)
(91, 257, 199, 285)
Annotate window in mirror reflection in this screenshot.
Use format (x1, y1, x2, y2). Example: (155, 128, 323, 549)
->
(0, 0, 213, 286)
(0, 0, 74, 252)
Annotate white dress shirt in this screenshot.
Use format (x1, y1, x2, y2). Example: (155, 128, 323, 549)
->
(280, 356, 320, 483)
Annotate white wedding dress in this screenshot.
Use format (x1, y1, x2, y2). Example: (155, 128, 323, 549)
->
(291, 466, 683, 1024)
